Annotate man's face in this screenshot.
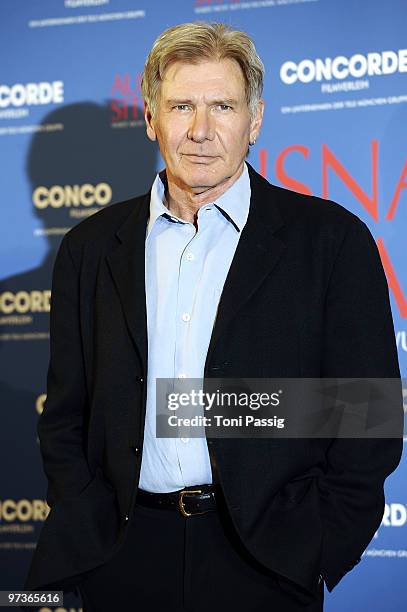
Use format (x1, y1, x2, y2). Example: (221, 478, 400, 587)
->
(144, 58, 263, 192)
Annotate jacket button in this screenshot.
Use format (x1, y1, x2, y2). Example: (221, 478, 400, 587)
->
(134, 446, 140, 456)
(124, 514, 129, 522)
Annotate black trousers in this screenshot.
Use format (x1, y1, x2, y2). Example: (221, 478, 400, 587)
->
(77, 489, 324, 612)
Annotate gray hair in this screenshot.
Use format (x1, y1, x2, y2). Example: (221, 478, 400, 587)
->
(141, 22, 264, 121)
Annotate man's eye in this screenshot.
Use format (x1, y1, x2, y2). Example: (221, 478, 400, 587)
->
(174, 104, 191, 111)
(216, 104, 232, 111)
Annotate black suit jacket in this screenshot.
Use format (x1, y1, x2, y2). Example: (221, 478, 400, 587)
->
(25, 162, 403, 596)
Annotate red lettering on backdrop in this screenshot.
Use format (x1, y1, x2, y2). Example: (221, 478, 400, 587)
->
(259, 143, 406, 317)
(259, 148, 267, 178)
(275, 145, 312, 195)
(322, 141, 379, 221)
(386, 160, 407, 220)
(111, 74, 143, 121)
(111, 100, 125, 122)
(112, 74, 132, 97)
(376, 239, 407, 317)
(320, 140, 406, 315)
(111, 100, 140, 121)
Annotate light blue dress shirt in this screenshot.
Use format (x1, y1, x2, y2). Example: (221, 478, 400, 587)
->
(138, 162, 251, 492)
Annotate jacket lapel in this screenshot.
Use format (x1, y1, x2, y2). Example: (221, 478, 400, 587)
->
(205, 163, 286, 370)
(105, 192, 150, 376)
(105, 163, 286, 375)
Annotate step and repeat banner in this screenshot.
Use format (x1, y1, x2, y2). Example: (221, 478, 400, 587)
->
(1, 1, 406, 610)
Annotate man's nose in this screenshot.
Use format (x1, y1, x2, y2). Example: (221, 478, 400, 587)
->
(187, 107, 215, 143)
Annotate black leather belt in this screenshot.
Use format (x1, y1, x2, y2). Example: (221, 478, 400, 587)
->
(136, 484, 219, 517)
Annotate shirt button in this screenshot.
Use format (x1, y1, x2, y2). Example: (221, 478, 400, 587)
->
(178, 373, 187, 379)
(186, 252, 195, 261)
(180, 437, 190, 443)
(182, 313, 191, 322)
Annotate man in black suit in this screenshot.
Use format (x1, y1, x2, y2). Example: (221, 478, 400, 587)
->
(25, 22, 403, 611)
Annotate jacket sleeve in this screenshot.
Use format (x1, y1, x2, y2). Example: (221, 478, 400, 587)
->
(38, 234, 92, 507)
(318, 216, 403, 592)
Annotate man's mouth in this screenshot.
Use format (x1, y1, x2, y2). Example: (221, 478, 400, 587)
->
(183, 154, 217, 161)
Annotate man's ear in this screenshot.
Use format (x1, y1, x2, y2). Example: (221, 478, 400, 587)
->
(144, 103, 157, 141)
(249, 98, 264, 144)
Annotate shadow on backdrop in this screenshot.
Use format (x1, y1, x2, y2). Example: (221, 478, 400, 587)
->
(0, 101, 158, 607)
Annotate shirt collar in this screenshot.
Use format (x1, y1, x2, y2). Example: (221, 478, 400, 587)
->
(146, 162, 251, 238)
